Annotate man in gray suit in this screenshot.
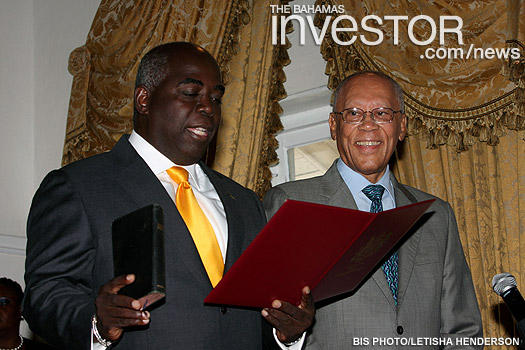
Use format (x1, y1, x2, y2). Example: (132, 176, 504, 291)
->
(24, 42, 313, 349)
(264, 71, 483, 349)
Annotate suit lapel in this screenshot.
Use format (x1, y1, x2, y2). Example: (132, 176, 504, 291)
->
(200, 164, 244, 273)
(322, 163, 416, 310)
(111, 137, 212, 289)
(321, 162, 358, 209)
(390, 175, 421, 308)
(321, 164, 392, 309)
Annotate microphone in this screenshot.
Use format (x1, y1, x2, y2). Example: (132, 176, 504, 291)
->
(493, 273, 525, 343)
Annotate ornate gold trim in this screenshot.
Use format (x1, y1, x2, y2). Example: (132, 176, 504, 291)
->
(62, 45, 92, 166)
(217, 0, 251, 85)
(254, 1, 291, 198)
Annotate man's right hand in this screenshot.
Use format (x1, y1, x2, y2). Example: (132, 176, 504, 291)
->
(94, 274, 150, 341)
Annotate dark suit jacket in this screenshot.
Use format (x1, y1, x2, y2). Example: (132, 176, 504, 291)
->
(263, 162, 483, 350)
(24, 135, 267, 349)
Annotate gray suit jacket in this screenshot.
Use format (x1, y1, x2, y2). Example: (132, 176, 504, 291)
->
(24, 135, 267, 349)
(263, 162, 483, 349)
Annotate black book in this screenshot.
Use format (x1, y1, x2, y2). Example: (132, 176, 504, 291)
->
(112, 204, 166, 309)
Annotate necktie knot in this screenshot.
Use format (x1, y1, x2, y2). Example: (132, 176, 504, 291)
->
(362, 184, 385, 205)
(166, 166, 189, 184)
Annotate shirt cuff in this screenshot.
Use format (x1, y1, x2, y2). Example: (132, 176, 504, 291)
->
(91, 315, 112, 349)
(273, 328, 306, 349)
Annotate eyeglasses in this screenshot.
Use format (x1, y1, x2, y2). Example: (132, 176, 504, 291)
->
(0, 297, 11, 306)
(332, 107, 402, 124)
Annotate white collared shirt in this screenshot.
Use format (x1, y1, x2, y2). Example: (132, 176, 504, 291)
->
(128, 130, 228, 260)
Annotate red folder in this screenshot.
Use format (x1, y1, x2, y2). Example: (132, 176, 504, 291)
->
(205, 198, 435, 308)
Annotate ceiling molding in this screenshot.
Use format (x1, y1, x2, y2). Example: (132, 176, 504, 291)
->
(0, 234, 26, 256)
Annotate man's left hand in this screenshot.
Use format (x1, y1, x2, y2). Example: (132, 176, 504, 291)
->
(262, 286, 315, 344)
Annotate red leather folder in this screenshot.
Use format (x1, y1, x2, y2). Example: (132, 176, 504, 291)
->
(205, 198, 435, 308)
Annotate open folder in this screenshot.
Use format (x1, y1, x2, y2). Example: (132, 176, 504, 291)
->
(205, 198, 435, 308)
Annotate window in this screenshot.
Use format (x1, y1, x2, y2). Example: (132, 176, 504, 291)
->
(288, 139, 339, 181)
(270, 87, 338, 186)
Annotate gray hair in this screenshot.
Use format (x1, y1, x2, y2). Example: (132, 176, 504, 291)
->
(332, 71, 404, 113)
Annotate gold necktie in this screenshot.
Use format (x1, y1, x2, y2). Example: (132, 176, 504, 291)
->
(166, 166, 224, 287)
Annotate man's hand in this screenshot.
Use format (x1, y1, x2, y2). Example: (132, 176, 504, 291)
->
(94, 274, 150, 341)
(262, 286, 315, 344)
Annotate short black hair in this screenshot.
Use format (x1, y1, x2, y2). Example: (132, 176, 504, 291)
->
(133, 42, 213, 124)
(135, 44, 171, 92)
(332, 71, 404, 113)
(0, 277, 23, 305)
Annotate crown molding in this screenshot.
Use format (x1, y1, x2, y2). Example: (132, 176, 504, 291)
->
(0, 234, 26, 256)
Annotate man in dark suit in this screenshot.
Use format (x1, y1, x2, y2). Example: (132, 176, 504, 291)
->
(24, 42, 313, 349)
(263, 71, 483, 349)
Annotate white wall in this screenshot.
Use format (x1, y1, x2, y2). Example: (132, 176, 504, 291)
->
(0, 0, 101, 336)
(0, 0, 35, 266)
(33, 0, 102, 183)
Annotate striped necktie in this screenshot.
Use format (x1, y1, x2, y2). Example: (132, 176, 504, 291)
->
(362, 184, 399, 304)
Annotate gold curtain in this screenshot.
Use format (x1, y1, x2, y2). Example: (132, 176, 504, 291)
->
(393, 130, 525, 348)
(63, 0, 288, 197)
(212, 0, 289, 195)
(315, 0, 525, 346)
